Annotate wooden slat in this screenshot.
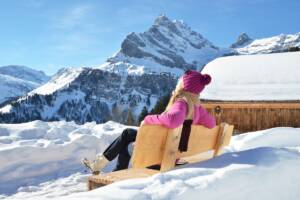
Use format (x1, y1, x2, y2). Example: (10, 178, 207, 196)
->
(213, 123, 226, 157)
(177, 125, 219, 158)
(177, 124, 234, 158)
(132, 125, 169, 169)
(88, 168, 158, 190)
(160, 126, 183, 172)
(223, 124, 234, 146)
(202, 101, 300, 132)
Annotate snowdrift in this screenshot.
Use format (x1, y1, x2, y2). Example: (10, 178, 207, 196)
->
(201, 51, 300, 101)
(0, 121, 300, 200)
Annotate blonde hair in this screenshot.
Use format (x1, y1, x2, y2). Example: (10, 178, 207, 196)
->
(164, 78, 201, 120)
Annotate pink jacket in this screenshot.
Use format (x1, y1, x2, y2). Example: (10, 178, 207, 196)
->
(144, 99, 216, 129)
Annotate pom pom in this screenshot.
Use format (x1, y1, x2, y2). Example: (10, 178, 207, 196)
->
(184, 70, 192, 75)
(200, 74, 211, 85)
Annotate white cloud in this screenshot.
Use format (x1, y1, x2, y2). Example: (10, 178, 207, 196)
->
(54, 4, 93, 30)
(44, 4, 101, 55)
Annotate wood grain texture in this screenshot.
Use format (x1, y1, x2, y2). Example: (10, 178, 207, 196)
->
(132, 125, 169, 169)
(202, 101, 300, 133)
(160, 126, 183, 172)
(88, 168, 158, 190)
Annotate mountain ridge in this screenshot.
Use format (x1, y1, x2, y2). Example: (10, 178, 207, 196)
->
(0, 65, 50, 104)
(233, 32, 300, 54)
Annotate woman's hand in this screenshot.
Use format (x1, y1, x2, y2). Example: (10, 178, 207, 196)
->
(140, 120, 145, 126)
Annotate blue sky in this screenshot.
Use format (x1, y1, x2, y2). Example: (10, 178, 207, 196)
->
(0, 0, 299, 75)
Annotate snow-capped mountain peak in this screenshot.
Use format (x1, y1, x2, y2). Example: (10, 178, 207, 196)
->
(154, 14, 173, 27)
(0, 65, 49, 84)
(29, 67, 83, 95)
(0, 65, 50, 104)
(233, 32, 300, 54)
(230, 33, 253, 48)
(105, 15, 224, 76)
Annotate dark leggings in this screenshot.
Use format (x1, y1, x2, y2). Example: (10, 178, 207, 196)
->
(103, 128, 137, 171)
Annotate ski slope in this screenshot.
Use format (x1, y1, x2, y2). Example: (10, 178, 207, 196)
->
(0, 121, 300, 199)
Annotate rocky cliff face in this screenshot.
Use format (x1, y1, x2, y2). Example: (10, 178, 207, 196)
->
(104, 15, 226, 76)
(230, 33, 253, 48)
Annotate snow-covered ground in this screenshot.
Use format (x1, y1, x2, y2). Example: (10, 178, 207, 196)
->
(201, 51, 300, 101)
(0, 121, 300, 199)
(29, 68, 83, 96)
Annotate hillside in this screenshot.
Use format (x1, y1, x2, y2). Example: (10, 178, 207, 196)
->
(0, 65, 49, 104)
(0, 120, 299, 199)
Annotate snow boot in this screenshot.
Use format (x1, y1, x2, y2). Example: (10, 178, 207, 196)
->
(175, 158, 188, 165)
(82, 154, 109, 175)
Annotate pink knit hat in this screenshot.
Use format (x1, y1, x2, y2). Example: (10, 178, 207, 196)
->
(182, 70, 212, 94)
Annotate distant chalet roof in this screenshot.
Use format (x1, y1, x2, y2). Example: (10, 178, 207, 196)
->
(201, 51, 300, 101)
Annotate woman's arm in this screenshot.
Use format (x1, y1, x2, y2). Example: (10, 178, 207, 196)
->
(143, 99, 188, 129)
(197, 105, 216, 128)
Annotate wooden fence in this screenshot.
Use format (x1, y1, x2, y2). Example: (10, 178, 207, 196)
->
(202, 101, 300, 133)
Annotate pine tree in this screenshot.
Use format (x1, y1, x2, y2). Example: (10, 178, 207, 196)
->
(126, 109, 135, 125)
(288, 46, 300, 52)
(150, 93, 171, 114)
(111, 102, 121, 121)
(138, 106, 148, 123)
(146, 94, 151, 106)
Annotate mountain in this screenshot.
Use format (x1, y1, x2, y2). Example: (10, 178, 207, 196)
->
(0, 65, 49, 104)
(0, 15, 226, 124)
(104, 15, 225, 75)
(232, 32, 300, 54)
(230, 33, 253, 48)
(0, 65, 49, 84)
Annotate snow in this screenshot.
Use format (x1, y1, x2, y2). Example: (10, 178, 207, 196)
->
(99, 57, 184, 77)
(0, 120, 134, 196)
(201, 51, 300, 101)
(41, 90, 86, 119)
(0, 65, 50, 104)
(29, 68, 83, 95)
(235, 32, 300, 54)
(0, 65, 49, 84)
(0, 120, 300, 199)
(0, 105, 12, 114)
(0, 74, 38, 104)
(98, 60, 181, 76)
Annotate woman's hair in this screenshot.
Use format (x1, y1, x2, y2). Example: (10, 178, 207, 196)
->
(164, 77, 201, 119)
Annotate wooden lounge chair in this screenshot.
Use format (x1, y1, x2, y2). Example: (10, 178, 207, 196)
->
(87, 122, 234, 190)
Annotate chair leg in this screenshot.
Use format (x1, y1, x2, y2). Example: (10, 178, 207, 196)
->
(213, 123, 229, 157)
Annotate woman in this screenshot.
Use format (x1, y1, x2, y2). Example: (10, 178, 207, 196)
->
(82, 70, 216, 175)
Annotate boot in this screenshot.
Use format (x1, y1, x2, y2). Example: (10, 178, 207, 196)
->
(82, 154, 109, 175)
